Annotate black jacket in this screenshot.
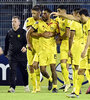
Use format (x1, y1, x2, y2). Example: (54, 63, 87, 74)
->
(4, 28, 27, 61)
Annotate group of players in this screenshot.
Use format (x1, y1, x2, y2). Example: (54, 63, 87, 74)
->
(24, 5, 90, 98)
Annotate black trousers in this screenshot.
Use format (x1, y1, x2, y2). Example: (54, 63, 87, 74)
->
(8, 60, 28, 89)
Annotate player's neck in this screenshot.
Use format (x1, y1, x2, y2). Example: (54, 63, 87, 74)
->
(34, 17, 40, 21)
(62, 12, 66, 20)
(46, 17, 51, 23)
(83, 16, 89, 24)
(85, 17, 89, 22)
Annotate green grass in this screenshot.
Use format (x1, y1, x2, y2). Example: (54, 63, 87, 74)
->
(0, 53, 90, 100)
(0, 84, 90, 100)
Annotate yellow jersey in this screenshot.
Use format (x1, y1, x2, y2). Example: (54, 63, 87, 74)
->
(83, 18, 90, 44)
(83, 18, 90, 60)
(55, 17, 70, 51)
(26, 17, 39, 52)
(70, 20, 84, 44)
(32, 19, 59, 52)
(55, 17, 70, 38)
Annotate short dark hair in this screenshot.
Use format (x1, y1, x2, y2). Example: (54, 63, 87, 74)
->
(57, 5, 67, 10)
(43, 8, 52, 13)
(73, 8, 81, 12)
(79, 8, 89, 16)
(12, 16, 20, 21)
(32, 6, 40, 12)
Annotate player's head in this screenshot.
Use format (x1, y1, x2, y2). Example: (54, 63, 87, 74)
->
(0, 47, 3, 55)
(31, 6, 41, 20)
(57, 5, 67, 13)
(42, 8, 52, 22)
(12, 16, 20, 29)
(79, 8, 89, 23)
(72, 8, 81, 17)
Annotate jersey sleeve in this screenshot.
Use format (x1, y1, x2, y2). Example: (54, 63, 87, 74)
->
(32, 21, 39, 32)
(26, 18, 31, 27)
(66, 19, 71, 28)
(70, 21, 76, 31)
(87, 20, 90, 31)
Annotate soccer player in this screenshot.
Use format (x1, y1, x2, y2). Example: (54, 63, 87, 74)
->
(52, 7, 90, 94)
(26, 8, 59, 93)
(69, 8, 84, 93)
(67, 8, 90, 98)
(26, 6, 41, 93)
(55, 5, 71, 92)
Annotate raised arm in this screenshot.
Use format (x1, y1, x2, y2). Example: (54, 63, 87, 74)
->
(51, 12, 80, 22)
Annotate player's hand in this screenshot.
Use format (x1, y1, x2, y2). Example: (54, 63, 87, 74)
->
(42, 32, 53, 38)
(50, 12, 60, 17)
(81, 50, 86, 58)
(68, 50, 72, 57)
(27, 43, 33, 51)
(21, 47, 27, 53)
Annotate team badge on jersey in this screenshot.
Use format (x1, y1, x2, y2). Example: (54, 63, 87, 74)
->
(50, 27, 54, 30)
(35, 21, 39, 24)
(62, 23, 65, 26)
(17, 34, 20, 38)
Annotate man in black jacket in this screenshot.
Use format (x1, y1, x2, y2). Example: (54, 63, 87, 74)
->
(4, 16, 29, 93)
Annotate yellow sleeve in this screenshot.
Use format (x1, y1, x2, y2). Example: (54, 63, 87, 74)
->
(32, 21, 39, 32)
(26, 18, 31, 27)
(66, 19, 71, 28)
(54, 17, 59, 22)
(87, 20, 90, 31)
(70, 21, 75, 31)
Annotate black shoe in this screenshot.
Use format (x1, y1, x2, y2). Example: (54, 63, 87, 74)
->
(52, 88, 58, 93)
(48, 80, 52, 91)
(59, 85, 66, 90)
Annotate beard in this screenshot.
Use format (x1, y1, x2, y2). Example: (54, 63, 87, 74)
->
(42, 16, 48, 22)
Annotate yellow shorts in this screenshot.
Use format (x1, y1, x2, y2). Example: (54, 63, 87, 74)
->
(80, 47, 90, 69)
(79, 56, 89, 69)
(39, 50, 57, 66)
(60, 50, 68, 60)
(33, 53, 39, 63)
(67, 57, 71, 64)
(27, 49, 34, 65)
(27, 49, 39, 65)
(60, 40, 69, 60)
(71, 43, 84, 65)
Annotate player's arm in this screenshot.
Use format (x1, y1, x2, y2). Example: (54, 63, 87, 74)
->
(26, 25, 41, 38)
(60, 27, 70, 39)
(4, 33, 9, 56)
(69, 30, 75, 57)
(41, 32, 56, 38)
(81, 31, 90, 58)
(31, 32, 43, 38)
(56, 34, 62, 45)
(26, 27, 34, 50)
(51, 12, 80, 22)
